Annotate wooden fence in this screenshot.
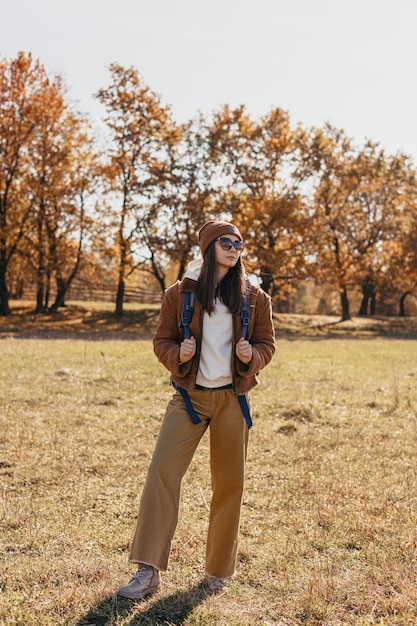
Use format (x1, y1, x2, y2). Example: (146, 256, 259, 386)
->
(11, 282, 162, 305)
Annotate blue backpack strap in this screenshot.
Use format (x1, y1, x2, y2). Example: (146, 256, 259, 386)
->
(172, 382, 202, 424)
(238, 394, 253, 429)
(176, 290, 201, 424)
(238, 278, 253, 428)
(240, 278, 251, 340)
(180, 291, 195, 340)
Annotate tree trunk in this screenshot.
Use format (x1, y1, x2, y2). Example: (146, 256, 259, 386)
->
(340, 285, 350, 321)
(50, 247, 83, 311)
(50, 277, 67, 311)
(359, 282, 375, 316)
(44, 272, 51, 310)
(115, 216, 127, 315)
(399, 291, 410, 317)
(35, 278, 46, 313)
(259, 266, 274, 295)
(176, 250, 188, 282)
(0, 267, 10, 316)
(149, 252, 167, 293)
(34, 201, 47, 313)
(115, 278, 125, 315)
(358, 294, 369, 316)
(34, 257, 46, 313)
(49, 223, 84, 312)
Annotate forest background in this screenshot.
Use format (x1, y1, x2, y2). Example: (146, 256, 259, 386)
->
(1, 51, 417, 321)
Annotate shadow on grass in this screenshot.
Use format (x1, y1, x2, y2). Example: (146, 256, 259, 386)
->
(74, 584, 209, 626)
(1, 307, 161, 340)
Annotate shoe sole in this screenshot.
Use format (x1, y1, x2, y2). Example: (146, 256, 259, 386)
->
(117, 584, 161, 600)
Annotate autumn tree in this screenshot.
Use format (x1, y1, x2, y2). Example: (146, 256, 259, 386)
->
(351, 147, 417, 315)
(44, 124, 97, 312)
(96, 64, 181, 314)
(19, 75, 96, 312)
(208, 105, 309, 300)
(304, 125, 417, 319)
(0, 52, 52, 315)
(302, 125, 366, 320)
(380, 174, 417, 316)
(136, 113, 222, 291)
(396, 222, 417, 316)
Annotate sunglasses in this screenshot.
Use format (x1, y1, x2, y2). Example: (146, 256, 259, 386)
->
(217, 236, 245, 252)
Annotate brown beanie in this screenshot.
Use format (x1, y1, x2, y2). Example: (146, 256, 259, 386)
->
(198, 220, 243, 257)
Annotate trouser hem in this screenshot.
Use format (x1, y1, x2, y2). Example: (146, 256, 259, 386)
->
(128, 559, 163, 572)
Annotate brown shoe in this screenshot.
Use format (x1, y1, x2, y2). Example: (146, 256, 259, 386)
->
(202, 574, 227, 593)
(117, 565, 161, 599)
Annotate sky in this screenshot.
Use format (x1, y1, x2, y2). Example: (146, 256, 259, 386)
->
(2, 0, 417, 160)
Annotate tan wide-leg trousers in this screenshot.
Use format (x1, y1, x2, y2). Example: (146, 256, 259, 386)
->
(129, 387, 249, 578)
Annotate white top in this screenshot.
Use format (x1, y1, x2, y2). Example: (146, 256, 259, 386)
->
(196, 298, 233, 388)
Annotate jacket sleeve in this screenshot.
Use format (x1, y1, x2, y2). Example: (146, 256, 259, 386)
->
(153, 283, 193, 378)
(235, 288, 276, 377)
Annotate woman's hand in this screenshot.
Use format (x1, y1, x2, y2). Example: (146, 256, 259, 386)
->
(179, 336, 196, 363)
(236, 337, 253, 364)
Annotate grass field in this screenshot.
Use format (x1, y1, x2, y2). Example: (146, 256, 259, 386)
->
(1, 309, 417, 625)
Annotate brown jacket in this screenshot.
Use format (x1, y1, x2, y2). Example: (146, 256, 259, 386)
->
(153, 276, 276, 396)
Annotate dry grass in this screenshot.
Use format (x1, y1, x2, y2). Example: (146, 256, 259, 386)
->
(1, 308, 417, 625)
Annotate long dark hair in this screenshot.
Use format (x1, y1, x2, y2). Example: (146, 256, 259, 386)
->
(196, 241, 247, 314)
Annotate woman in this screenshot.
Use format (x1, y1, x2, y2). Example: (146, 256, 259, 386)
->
(118, 220, 275, 598)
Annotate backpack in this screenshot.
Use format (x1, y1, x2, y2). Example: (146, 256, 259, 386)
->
(180, 278, 251, 340)
(176, 279, 253, 428)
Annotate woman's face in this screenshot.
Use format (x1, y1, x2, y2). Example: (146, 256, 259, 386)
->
(214, 235, 244, 273)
